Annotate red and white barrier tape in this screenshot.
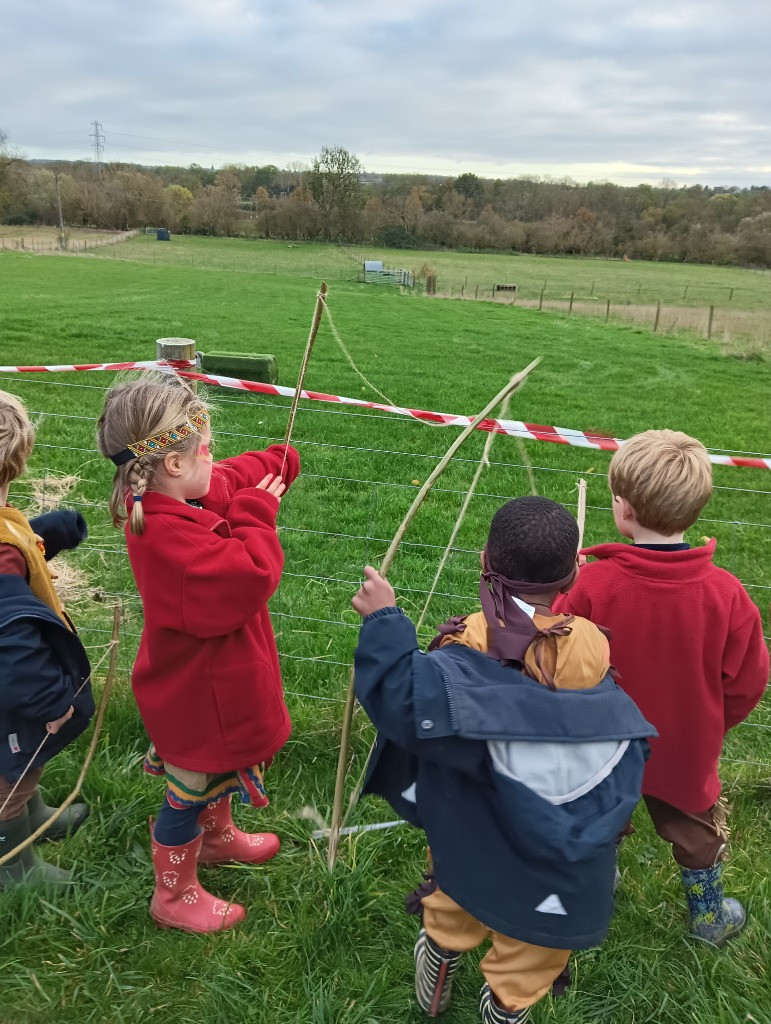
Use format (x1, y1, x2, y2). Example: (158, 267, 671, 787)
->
(1, 359, 768, 471)
(0, 360, 177, 374)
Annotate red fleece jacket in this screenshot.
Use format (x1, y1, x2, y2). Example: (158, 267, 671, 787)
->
(125, 445, 300, 773)
(555, 540, 769, 813)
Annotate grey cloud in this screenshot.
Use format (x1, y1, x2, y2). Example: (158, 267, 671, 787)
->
(2, 0, 769, 185)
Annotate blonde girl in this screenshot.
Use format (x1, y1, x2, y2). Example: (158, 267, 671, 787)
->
(98, 373, 300, 932)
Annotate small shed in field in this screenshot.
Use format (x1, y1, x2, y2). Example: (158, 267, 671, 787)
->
(361, 260, 414, 288)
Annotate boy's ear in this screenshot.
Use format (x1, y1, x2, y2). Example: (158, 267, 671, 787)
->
(613, 495, 636, 523)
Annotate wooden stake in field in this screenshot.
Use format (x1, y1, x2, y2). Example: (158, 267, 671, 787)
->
(576, 478, 587, 550)
(280, 281, 328, 475)
(326, 359, 541, 869)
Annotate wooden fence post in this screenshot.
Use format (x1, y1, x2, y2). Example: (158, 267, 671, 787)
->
(728, 287, 733, 301)
(653, 301, 661, 333)
(683, 285, 689, 300)
(538, 288, 544, 311)
(474, 285, 479, 300)
(605, 299, 611, 322)
(568, 292, 574, 315)
(156, 337, 197, 365)
(707, 305, 715, 339)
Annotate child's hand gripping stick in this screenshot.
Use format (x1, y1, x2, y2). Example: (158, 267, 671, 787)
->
(352, 566, 397, 619)
(256, 474, 286, 503)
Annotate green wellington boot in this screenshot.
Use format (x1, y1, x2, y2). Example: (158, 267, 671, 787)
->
(0, 807, 73, 890)
(27, 788, 90, 842)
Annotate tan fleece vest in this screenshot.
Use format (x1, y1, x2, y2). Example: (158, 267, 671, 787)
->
(0, 506, 70, 628)
(439, 610, 609, 691)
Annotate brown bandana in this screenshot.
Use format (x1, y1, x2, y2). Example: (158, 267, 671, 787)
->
(430, 551, 579, 691)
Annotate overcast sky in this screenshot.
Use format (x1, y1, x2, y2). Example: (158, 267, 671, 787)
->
(2, 0, 769, 187)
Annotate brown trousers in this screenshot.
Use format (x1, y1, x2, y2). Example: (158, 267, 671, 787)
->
(421, 887, 571, 1012)
(0, 767, 44, 822)
(623, 794, 730, 869)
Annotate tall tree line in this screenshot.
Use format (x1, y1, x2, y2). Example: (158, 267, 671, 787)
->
(1, 138, 770, 267)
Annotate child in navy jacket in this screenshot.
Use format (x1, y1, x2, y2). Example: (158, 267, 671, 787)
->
(352, 497, 656, 1023)
(0, 389, 93, 890)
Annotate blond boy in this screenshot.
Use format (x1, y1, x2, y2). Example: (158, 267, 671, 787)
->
(556, 429, 769, 946)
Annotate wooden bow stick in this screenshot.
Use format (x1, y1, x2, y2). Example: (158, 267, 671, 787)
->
(0, 604, 121, 865)
(333, 384, 519, 838)
(281, 281, 328, 475)
(326, 358, 541, 868)
(415, 387, 515, 635)
(576, 478, 587, 550)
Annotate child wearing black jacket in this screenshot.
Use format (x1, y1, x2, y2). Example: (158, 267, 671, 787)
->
(0, 389, 94, 889)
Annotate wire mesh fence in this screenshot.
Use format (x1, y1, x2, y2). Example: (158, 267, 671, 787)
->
(2, 366, 770, 797)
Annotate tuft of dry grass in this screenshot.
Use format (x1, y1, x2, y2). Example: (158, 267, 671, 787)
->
(25, 473, 80, 512)
(48, 557, 92, 603)
(25, 473, 99, 604)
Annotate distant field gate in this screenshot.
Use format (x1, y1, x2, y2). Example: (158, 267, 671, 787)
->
(360, 260, 414, 288)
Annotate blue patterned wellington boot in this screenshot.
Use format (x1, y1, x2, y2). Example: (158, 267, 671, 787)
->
(414, 928, 462, 1016)
(681, 863, 746, 947)
(479, 984, 532, 1023)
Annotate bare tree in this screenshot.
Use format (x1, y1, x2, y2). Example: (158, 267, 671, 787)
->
(306, 146, 362, 241)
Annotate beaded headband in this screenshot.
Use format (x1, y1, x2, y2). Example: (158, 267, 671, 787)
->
(109, 410, 209, 466)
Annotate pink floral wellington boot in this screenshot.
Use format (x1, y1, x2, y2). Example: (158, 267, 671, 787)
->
(198, 795, 280, 866)
(149, 827, 245, 933)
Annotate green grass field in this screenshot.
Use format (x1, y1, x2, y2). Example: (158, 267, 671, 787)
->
(0, 243, 770, 1024)
(54, 231, 771, 310)
(68, 232, 771, 358)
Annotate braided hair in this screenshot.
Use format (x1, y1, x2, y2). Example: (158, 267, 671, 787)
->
(97, 372, 209, 536)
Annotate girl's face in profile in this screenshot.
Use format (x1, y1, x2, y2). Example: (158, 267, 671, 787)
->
(181, 423, 214, 499)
